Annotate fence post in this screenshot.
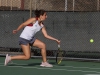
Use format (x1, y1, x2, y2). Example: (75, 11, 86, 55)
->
(10, 0, 13, 10)
(35, 0, 37, 10)
(73, 0, 75, 11)
(65, 0, 67, 11)
(0, 0, 1, 6)
(97, 0, 99, 11)
(30, 0, 32, 18)
(6, 0, 7, 7)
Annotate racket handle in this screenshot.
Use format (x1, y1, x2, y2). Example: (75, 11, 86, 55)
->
(58, 44, 60, 48)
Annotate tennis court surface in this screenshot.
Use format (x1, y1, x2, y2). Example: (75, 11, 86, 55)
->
(0, 57, 100, 75)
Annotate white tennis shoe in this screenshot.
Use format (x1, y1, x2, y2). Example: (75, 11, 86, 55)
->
(4, 54, 11, 66)
(40, 62, 53, 67)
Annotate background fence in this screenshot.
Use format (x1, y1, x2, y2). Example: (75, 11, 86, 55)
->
(0, 0, 100, 61)
(0, 0, 100, 11)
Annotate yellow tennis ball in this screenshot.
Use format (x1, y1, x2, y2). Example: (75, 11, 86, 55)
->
(90, 39, 94, 43)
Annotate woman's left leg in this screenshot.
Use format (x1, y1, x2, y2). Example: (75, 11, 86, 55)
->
(33, 39, 47, 62)
(32, 39, 53, 67)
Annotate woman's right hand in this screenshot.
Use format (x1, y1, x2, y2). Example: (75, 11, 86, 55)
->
(13, 30, 18, 34)
(56, 39, 61, 44)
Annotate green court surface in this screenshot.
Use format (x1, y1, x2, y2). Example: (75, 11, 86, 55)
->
(0, 57, 100, 75)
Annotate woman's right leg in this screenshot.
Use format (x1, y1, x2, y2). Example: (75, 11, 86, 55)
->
(4, 44, 31, 66)
(11, 44, 31, 60)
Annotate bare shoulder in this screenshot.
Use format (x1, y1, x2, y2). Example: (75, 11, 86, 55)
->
(30, 17, 37, 23)
(28, 17, 36, 21)
(26, 17, 37, 23)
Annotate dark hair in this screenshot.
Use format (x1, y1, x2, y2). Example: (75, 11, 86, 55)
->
(34, 9, 46, 17)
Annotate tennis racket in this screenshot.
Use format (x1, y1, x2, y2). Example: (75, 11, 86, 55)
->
(56, 44, 63, 64)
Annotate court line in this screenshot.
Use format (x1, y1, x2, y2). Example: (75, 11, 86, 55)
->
(1, 62, 100, 70)
(0, 63, 100, 74)
(54, 65, 100, 70)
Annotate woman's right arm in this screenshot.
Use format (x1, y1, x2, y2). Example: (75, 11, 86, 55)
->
(13, 18, 36, 34)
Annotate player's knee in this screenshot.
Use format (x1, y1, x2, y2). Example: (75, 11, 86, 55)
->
(25, 55, 30, 60)
(41, 43, 46, 49)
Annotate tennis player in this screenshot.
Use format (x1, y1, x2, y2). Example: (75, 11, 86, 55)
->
(4, 9, 60, 67)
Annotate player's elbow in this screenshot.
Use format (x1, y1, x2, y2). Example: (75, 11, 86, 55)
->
(44, 34, 48, 38)
(21, 23, 27, 27)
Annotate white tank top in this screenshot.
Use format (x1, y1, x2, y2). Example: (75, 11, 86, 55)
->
(20, 21, 44, 40)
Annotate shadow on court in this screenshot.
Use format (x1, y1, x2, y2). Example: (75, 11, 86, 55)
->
(8, 62, 58, 66)
(9, 63, 40, 66)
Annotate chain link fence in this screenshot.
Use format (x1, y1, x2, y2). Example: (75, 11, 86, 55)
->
(0, 0, 100, 11)
(0, 0, 100, 61)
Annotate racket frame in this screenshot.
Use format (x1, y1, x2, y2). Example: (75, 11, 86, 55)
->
(56, 44, 63, 64)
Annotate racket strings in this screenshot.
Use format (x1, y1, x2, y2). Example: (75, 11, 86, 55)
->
(57, 50, 63, 64)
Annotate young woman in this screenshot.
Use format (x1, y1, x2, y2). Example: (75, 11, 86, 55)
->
(4, 9, 60, 67)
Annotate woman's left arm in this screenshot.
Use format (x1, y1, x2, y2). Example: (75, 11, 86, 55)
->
(41, 26, 60, 44)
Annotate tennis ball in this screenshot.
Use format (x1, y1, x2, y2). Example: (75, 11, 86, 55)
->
(90, 39, 94, 43)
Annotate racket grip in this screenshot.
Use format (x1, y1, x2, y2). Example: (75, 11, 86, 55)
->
(58, 44, 60, 48)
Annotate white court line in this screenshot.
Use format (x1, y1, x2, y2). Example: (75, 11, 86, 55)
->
(0, 63, 100, 74)
(85, 74, 100, 75)
(54, 65, 100, 70)
(1, 62, 100, 70)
